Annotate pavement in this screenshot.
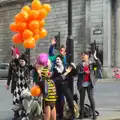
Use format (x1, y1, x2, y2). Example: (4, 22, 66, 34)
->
(0, 79, 120, 120)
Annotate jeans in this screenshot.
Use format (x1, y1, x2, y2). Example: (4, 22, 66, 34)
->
(79, 85, 95, 117)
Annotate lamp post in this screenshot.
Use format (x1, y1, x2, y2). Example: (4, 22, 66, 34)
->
(66, 0, 74, 95)
(25, 48, 30, 66)
(25, 48, 30, 81)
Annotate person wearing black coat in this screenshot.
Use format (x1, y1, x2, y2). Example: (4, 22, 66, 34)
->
(6, 58, 19, 94)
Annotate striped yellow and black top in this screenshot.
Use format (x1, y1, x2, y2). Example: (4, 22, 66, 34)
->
(41, 67, 57, 102)
(41, 67, 50, 80)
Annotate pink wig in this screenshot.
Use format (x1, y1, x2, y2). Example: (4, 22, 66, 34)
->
(36, 53, 48, 66)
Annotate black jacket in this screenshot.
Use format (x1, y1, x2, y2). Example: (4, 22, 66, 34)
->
(51, 67, 67, 83)
(77, 61, 97, 89)
(7, 59, 19, 93)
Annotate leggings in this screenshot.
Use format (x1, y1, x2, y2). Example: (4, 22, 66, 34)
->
(56, 82, 75, 118)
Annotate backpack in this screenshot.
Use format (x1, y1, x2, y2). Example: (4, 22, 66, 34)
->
(63, 100, 79, 119)
(84, 104, 99, 118)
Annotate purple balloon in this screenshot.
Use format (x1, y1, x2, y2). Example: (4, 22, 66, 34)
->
(36, 53, 48, 66)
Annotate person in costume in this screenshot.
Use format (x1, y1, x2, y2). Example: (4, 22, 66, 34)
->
(6, 53, 20, 95)
(51, 55, 76, 120)
(32, 53, 56, 120)
(10, 54, 32, 120)
(48, 39, 67, 69)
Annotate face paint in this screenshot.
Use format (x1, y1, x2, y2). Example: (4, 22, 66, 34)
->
(56, 57, 63, 66)
(19, 59, 26, 66)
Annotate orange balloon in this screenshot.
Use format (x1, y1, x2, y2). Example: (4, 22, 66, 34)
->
(15, 14, 22, 23)
(38, 9, 48, 20)
(12, 33, 23, 44)
(9, 22, 18, 32)
(20, 10, 29, 21)
(17, 22, 27, 32)
(23, 29, 33, 39)
(43, 4, 51, 13)
(23, 37, 35, 48)
(39, 28, 47, 39)
(29, 10, 39, 20)
(31, 0, 42, 10)
(29, 20, 39, 31)
(34, 34, 40, 41)
(22, 6, 31, 13)
(39, 19, 45, 28)
(30, 85, 41, 96)
(15, 11, 28, 23)
(34, 29, 40, 35)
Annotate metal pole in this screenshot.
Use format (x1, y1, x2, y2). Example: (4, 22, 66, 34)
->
(26, 48, 30, 80)
(26, 48, 30, 66)
(68, 0, 72, 37)
(66, 0, 74, 95)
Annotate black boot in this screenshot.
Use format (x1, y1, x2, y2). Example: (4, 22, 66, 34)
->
(92, 112, 97, 120)
(79, 111, 84, 119)
(12, 111, 20, 120)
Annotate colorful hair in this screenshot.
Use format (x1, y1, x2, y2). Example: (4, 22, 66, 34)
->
(36, 53, 48, 66)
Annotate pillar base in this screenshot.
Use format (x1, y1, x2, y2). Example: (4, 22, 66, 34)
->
(102, 67, 113, 78)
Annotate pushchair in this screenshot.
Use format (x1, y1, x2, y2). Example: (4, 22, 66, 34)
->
(12, 89, 43, 120)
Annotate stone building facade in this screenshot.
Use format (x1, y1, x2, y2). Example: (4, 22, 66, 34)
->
(0, 0, 86, 64)
(0, 0, 119, 75)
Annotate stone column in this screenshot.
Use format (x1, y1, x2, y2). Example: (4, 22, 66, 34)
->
(103, 0, 112, 67)
(103, 0, 112, 77)
(85, 0, 91, 51)
(115, 1, 120, 67)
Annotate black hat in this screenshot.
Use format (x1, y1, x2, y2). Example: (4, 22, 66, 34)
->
(19, 54, 28, 62)
(56, 54, 64, 61)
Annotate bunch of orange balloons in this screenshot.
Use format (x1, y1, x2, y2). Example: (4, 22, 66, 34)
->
(9, 0, 51, 49)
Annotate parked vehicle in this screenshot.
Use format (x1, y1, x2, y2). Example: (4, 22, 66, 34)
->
(0, 63, 9, 79)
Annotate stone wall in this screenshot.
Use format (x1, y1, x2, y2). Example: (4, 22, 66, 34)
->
(0, 0, 86, 64)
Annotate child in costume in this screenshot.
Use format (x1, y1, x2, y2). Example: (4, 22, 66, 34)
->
(32, 53, 57, 120)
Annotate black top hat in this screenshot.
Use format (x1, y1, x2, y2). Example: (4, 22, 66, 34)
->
(19, 54, 28, 63)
